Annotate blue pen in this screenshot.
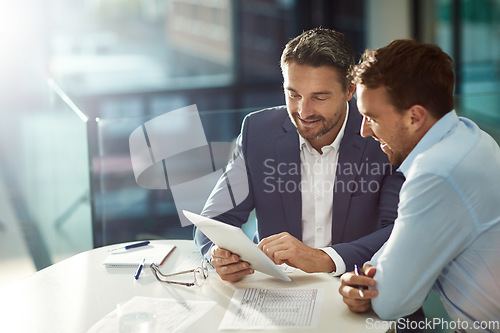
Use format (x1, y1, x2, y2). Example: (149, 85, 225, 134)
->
(108, 241, 150, 252)
(134, 258, 145, 280)
(354, 264, 365, 298)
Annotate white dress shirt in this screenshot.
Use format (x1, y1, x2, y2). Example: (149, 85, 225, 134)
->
(299, 102, 349, 276)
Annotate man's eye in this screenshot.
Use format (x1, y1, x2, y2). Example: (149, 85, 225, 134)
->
(314, 96, 328, 101)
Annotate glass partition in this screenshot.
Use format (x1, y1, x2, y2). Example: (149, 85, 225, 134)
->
(420, 0, 500, 95)
(456, 92, 500, 143)
(0, 75, 92, 287)
(92, 106, 257, 247)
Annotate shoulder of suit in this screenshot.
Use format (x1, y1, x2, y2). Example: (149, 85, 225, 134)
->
(242, 105, 291, 132)
(244, 105, 288, 122)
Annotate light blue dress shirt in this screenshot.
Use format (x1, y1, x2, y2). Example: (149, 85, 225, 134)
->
(368, 110, 500, 329)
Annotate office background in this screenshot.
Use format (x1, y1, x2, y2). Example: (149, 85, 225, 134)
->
(0, 0, 498, 288)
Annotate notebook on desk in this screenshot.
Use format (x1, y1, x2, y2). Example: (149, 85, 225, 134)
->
(103, 243, 176, 268)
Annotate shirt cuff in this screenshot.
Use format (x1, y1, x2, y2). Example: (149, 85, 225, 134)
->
(320, 247, 346, 277)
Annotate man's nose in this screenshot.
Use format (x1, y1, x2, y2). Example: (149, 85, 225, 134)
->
(360, 117, 373, 138)
(298, 98, 314, 119)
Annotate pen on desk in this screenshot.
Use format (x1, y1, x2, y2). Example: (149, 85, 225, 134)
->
(108, 241, 151, 252)
(354, 264, 365, 298)
(134, 258, 145, 280)
(159, 246, 176, 266)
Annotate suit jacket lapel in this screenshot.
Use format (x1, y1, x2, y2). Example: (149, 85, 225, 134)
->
(275, 117, 302, 240)
(331, 100, 366, 243)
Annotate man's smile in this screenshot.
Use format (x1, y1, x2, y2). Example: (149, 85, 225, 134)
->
(297, 115, 323, 125)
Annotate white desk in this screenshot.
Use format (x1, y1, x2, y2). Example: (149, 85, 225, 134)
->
(0, 240, 386, 332)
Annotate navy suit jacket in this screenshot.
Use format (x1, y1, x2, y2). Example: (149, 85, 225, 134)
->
(195, 100, 404, 271)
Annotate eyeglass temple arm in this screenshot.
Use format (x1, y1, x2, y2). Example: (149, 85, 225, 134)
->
(160, 280, 196, 287)
(154, 268, 195, 278)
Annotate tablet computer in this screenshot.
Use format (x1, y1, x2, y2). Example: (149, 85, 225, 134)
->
(183, 210, 291, 282)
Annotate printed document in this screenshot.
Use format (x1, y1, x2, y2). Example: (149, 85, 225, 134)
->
(219, 288, 324, 330)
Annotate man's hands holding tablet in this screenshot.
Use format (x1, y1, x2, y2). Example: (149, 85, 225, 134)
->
(211, 246, 254, 282)
(185, 210, 291, 282)
(211, 232, 336, 282)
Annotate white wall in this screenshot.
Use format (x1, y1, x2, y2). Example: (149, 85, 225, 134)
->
(365, 0, 412, 49)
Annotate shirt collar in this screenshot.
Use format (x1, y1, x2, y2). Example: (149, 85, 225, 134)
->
(398, 110, 459, 176)
(299, 101, 350, 154)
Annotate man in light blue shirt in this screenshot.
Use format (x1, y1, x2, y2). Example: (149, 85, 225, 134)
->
(339, 39, 500, 332)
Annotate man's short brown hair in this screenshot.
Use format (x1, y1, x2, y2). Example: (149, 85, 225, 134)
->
(280, 28, 355, 91)
(353, 39, 455, 119)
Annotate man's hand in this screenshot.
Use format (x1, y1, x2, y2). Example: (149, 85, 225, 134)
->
(257, 232, 336, 273)
(339, 264, 378, 313)
(211, 245, 254, 282)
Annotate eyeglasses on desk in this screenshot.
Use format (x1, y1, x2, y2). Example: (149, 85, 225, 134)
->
(150, 260, 209, 287)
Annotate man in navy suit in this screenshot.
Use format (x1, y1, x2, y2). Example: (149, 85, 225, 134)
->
(195, 28, 404, 282)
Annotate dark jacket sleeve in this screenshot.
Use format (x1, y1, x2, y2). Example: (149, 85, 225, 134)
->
(194, 114, 255, 261)
(332, 166, 404, 272)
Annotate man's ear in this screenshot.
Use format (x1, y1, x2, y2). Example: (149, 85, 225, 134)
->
(346, 82, 356, 101)
(407, 105, 428, 132)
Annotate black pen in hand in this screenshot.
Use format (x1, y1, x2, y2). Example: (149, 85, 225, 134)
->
(354, 264, 366, 298)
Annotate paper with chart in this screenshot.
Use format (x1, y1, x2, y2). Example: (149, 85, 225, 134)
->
(219, 288, 324, 330)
